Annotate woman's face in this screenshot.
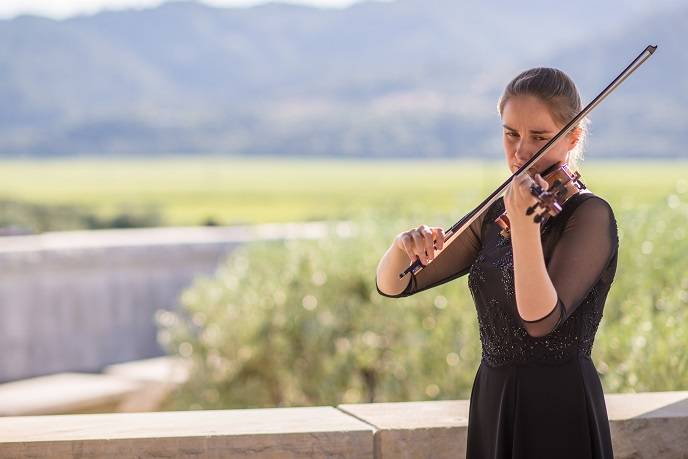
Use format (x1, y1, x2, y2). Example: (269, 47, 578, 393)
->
(501, 95, 579, 175)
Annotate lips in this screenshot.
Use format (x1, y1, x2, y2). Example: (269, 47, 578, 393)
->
(512, 164, 542, 177)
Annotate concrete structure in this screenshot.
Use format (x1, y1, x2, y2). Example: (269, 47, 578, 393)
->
(0, 357, 191, 416)
(0, 372, 141, 416)
(1, 391, 686, 458)
(0, 223, 346, 382)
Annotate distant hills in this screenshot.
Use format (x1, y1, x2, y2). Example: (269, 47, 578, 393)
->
(0, 0, 684, 158)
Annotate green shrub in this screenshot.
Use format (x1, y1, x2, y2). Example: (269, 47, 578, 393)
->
(592, 193, 688, 392)
(158, 193, 688, 410)
(157, 212, 482, 409)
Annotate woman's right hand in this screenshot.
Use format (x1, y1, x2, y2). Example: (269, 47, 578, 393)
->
(394, 225, 445, 266)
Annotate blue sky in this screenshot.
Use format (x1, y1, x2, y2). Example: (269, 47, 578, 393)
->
(0, 0, 374, 19)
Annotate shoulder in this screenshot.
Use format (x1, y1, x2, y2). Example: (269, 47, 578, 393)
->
(567, 191, 615, 221)
(562, 192, 618, 239)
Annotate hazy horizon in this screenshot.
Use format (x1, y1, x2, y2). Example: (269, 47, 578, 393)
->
(0, 0, 377, 20)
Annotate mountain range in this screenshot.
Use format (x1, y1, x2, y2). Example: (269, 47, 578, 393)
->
(0, 0, 684, 158)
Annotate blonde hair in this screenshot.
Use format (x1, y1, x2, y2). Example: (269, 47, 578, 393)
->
(497, 67, 588, 169)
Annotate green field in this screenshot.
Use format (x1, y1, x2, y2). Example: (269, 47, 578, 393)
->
(0, 157, 686, 226)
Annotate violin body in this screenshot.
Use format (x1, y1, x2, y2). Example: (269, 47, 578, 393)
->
(495, 162, 586, 238)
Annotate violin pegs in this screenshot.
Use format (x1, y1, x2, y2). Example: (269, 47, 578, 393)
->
(529, 184, 543, 198)
(533, 211, 547, 223)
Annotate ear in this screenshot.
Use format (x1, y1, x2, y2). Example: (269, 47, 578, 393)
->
(567, 127, 582, 150)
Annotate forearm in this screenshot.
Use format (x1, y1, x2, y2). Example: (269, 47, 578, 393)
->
(376, 243, 412, 296)
(510, 225, 558, 321)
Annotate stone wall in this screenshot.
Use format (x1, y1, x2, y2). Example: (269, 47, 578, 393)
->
(1, 391, 686, 458)
(0, 223, 339, 382)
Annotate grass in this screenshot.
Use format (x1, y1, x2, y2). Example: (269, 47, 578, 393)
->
(1, 156, 686, 226)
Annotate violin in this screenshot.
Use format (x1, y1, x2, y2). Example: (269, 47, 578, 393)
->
(494, 162, 587, 238)
(399, 44, 657, 279)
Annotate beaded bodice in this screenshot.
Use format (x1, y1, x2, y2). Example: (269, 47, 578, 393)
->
(376, 192, 618, 368)
(468, 195, 618, 367)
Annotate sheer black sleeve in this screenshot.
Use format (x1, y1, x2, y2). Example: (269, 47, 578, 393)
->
(519, 196, 618, 337)
(376, 210, 486, 298)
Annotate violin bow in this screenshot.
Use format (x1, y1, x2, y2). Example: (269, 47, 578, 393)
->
(400, 44, 657, 279)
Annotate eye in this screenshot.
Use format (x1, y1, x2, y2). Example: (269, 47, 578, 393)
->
(534, 136, 549, 141)
(504, 131, 519, 138)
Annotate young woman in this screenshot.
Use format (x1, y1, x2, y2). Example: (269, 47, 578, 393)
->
(376, 68, 617, 458)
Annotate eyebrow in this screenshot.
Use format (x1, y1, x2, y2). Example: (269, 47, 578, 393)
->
(502, 124, 553, 135)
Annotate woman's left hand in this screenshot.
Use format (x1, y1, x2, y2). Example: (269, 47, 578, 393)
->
(504, 173, 549, 231)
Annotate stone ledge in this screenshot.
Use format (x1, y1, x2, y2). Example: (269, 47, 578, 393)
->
(605, 392, 688, 459)
(0, 407, 374, 459)
(103, 356, 191, 386)
(339, 391, 688, 459)
(338, 400, 469, 458)
(0, 357, 192, 416)
(0, 373, 141, 416)
(103, 356, 192, 412)
(0, 391, 687, 458)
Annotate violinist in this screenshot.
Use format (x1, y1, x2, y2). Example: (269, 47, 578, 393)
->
(376, 67, 618, 458)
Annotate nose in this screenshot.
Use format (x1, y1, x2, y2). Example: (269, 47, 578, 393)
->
(515, 142, 531, 162)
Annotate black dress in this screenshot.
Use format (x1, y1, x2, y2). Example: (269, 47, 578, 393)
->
(377, 192, 618, 459)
